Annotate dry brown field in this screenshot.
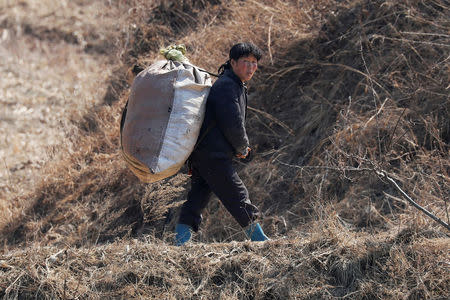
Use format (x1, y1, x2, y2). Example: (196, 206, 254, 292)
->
(1, 0, 449, 299)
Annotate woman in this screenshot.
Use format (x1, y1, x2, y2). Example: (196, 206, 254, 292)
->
(175, 42, 269, 245)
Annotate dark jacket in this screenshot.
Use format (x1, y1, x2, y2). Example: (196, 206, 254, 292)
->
(195, 69, 249, 158)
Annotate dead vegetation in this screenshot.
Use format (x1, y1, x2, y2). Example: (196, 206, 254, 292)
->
(0, 1, 123, 221)
(1, 232, 448, 299)
(0, 0, 449, 299)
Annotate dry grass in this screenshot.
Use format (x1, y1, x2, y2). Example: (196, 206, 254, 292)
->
(0, 9, 114, 224)
(0, 0, 449, 298)
(1, 232, 448, 299)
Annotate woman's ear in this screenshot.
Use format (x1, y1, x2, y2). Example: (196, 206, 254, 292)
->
(230, 59, 237, 69)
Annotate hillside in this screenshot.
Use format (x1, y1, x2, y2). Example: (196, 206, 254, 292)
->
(1, 0, 449, 299)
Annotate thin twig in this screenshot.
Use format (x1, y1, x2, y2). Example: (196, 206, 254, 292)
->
(193, 277, 208, 295)
(370, 34, 450, 48)
(275, 158, 450, 231)
(274, 158, 372, 173)
(445, 193, 450, 226)
(363, 97, 389, 129)
(360, 36, 382, 161)
(377, 170, 450, 231)
(267, 14, 274, 65)
(437, 155, 450, 225)
(247, 106, 294, 136)
(400, 31, 450, 38)
(319, 62, 391, 97)
(5, 271, 25, 295)
(253, 113, 281, 137)
(386, 107, 407, 153)
(383, 192, 407, 205)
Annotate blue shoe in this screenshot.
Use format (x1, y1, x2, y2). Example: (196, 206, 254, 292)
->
(245, 223, 269, 241)
(175, 223, 192, 246)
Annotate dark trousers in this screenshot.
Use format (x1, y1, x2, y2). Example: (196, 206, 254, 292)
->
(179, 151, 259, 232)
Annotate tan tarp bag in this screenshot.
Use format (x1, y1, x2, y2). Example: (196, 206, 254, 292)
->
(120, 60, 212, 182)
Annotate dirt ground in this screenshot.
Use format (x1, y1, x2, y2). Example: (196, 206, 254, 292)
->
(0, 0, 118, 199)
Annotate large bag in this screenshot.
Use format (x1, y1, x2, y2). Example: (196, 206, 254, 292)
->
(120, 60, 212, 183)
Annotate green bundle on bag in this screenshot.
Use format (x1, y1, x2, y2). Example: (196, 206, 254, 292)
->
(160, 44, 188, 62)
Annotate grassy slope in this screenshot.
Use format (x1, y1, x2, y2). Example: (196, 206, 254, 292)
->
(0, 0, 122, 221)
(1, 0, 449, 299)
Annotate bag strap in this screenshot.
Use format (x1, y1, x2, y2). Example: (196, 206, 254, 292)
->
(197, 67, 219, 78)
(180, 61, 219, 78)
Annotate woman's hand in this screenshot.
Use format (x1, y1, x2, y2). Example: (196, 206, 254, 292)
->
(236, 147, 251, 159)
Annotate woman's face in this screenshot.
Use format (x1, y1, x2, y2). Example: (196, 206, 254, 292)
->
(231, 54, 258, 82)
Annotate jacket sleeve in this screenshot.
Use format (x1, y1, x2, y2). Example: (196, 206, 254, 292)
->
(212, 83, 249, 155)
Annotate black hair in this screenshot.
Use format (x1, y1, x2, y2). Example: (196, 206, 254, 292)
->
(218, 42, 263, 75)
